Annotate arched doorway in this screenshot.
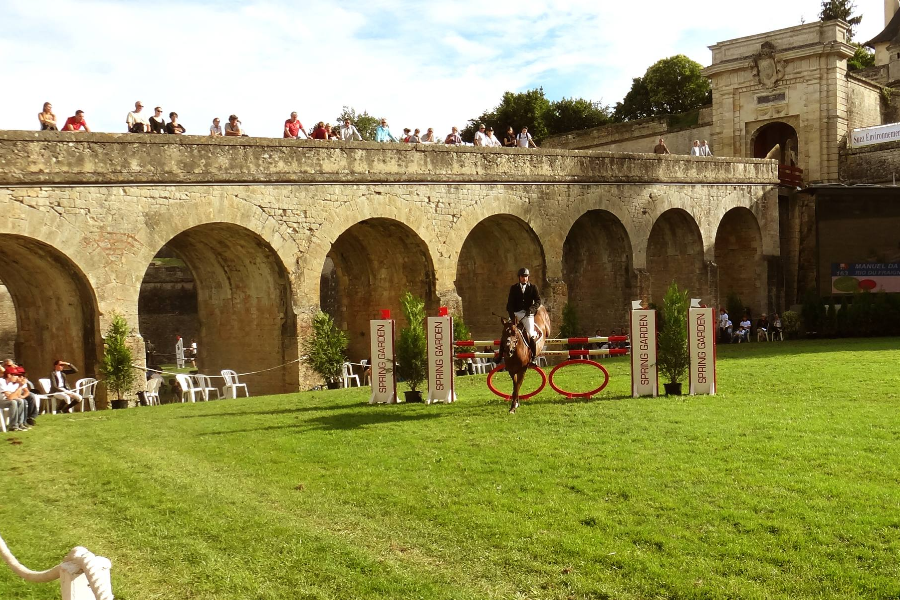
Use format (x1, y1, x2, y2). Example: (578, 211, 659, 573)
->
(322, 219, 437, 361)
(715, 208, 765, 317)
(0, 235, 100, 378)
(138, 224, 299, 396)
(562, 210, 633, 335)
(456, 215, 546, 340)
(752, 122, 799, 165)
(646, 209, 706, 304)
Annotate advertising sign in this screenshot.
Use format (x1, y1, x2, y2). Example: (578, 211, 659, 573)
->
(831, 263, 900, 294)
(849, 122, 900, 148)
(688, 303, 716, 395)
(630, 304, 658, 398)
(427, 314, 456, 404)
(369, 318, 397, 404)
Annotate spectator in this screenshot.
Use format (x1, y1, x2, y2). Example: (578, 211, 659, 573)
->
(756, 313, 769, 341)
(444, 126, 462, 145)
(718, 308, 731, 343)
(62, 110, 90, 132)
(771, 313, 784, 339)
(516, 126, 537, 148)
(165, 112, 186, 135)
(38, 102, 58, 131)
(594, 329, 609, 351)
(190, 338, 198, 367)
(326, 123, 340, 140)
(420, 127, 436, 143)
(284, 111, 308, 139)
(700, 140, 713, 156)
(484, 127, 501, 147)
(126, 100, 150, 133)
(225, 115, 243, 136)
(653, 137, 670, 154)
(408, 128, 421, 143)
(209, 117, 223, 137)
(340, 118, 362, 141)
(690, 140, 702, 156)
(399, 127, 410, 142)
(50, 359, 82, 413)
(0, 367, 28, 431)
(149, 107, 166, 134)
(735, 316, 751, 343)
(311, 122, 328, 140)
(17, 368, 39, 426)
(375, 118, 398, 142)
(503, 126, 516, 147)
(473, 124, 487, 146)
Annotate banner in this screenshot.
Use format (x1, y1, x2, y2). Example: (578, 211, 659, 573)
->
(427, 314, 456, 404)
(630, 305, 657, 397)
(688, 304, 716, 395)
(849, 122, 900, 148)
(831, 263, 900, 294)
(369, 319, 397, 404)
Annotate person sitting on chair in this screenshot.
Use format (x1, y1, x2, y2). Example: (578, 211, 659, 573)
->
(756, 314, 769, 341)
(50, 359, 82, 413)
(505, 267, 542, 367)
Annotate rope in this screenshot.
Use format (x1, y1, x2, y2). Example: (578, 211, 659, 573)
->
(133, 357, 302, 379)
(0, 534, 113, 600)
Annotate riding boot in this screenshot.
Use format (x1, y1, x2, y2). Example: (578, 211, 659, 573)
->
(527, 337, 538, 367)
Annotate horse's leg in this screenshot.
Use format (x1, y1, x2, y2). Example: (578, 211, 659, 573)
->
(510, 370, 523, 413)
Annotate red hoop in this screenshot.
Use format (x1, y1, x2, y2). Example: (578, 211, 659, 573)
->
(548, 359, 610, 398)
(486, 364, 547, 401)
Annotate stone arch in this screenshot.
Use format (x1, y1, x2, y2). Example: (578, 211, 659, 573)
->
(562, 210, 634, 335)
(139, 223, 299, 396)
(0, 235, 101, 379)
(750, 121, 799, 165)
(456, 215, 546, 339)
(322, 218, 438, 361)
(715, 207, 765, 317)
(646, 209, 706, 303)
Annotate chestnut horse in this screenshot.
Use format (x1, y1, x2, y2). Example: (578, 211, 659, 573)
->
(499, 306, 551, 413)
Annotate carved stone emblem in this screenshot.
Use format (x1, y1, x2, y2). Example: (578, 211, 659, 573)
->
(751, 41, 786, 89)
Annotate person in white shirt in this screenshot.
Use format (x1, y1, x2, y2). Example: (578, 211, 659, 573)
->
(718, 308, 731, 343)
(484, 127, 501, 147)
(1, 368, 29, 431)
(700, 140, 713, 156)
(736, 318, 751, 343)
(690, 140, 702, 156)
(516, 127, 537, 148)
(210, 117, 223, 137)
(340, 118, 362, 141)
(126, 101, 150, 133)
(473, 124, 488, 146)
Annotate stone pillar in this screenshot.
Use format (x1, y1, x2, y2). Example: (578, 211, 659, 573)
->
(765, 255, 783, 314)
(437, 287, 463, 319)
(633, 268, 651, 305)
(543, 277, 568, 330)
(706, 261, 719, 309)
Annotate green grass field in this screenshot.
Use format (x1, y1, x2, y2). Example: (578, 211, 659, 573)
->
(2, 338, 900, 600)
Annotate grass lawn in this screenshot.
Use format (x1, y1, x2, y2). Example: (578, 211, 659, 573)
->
(2, 338, 900, 599)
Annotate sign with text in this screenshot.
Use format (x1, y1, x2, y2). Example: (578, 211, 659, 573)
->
(688, 307, 716, 395)
(369, 319, 397, 404)
(427, 316, 456, 404)
(630, 309, 658, 398)
(831, 263, 900, 294)
(849, 122, 900, 148)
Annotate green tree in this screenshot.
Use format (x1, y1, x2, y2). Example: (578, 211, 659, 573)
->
(848, 44, 875, 70)
(614, 56, 711, 121)
(396, 292, 427, 392)
(101, 312, 137, 402)
(558, 303, 580, 339)
(303, 311, 348, 384)
(657, 282, 690, 386)
(335, 106, 379, 141)
(462, 88, 552, 143)
(545, 97, 612, 136)
(820, 0, 862, 40)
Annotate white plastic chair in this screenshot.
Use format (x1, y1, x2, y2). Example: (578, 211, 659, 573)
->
(192, 374, 220, 401)
(535, 356, 548, 368)
(341, 362, 360, 388)
(175, 374, 204, 403)
(38, 378, 71, 414)
(0, 406, 9, 432)
(144, 377, 162, 406)
(221, 369, 249, 398)
(359, 360, 370, 386)
(75, 378, 98, 411)
(471, 357, 490, 375)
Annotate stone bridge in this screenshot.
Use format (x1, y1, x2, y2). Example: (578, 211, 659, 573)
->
(0, 131, 779, 394)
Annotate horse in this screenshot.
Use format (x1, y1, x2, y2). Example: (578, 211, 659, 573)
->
(499, 305, 551, 413)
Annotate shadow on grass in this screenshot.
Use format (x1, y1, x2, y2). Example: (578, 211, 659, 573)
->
(200, 408, 447, 436)
(716, 337, 900, 360)
(177, 402, 352, 420)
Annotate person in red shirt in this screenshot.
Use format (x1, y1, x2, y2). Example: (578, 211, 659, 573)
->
(283, 112, 307, 139)
(62, 110, 90, 132)
(311, 121, 328, 140)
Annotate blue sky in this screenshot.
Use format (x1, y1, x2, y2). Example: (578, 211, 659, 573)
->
(0, 0, 889, 137)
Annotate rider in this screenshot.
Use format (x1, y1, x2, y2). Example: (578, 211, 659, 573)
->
(506, 267, 542, 366)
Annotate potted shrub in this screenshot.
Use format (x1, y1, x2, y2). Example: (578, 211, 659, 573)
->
(303, 311, 349, 389)
(453, 315, 471, 376)
(396, 291, 427, 402)
(782, 310, 801, 339)
(101, 312, 137, 409)
(657, 282, 689, 396)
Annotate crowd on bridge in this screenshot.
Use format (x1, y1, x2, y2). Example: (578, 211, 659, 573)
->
(35, 101, 540, 148)
(0, 359, 82, 432)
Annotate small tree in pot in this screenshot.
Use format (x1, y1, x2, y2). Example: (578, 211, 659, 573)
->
(453, 315, 471, 375)
(396, 291, 427, 402)
(657, 282, 690, 396)
(101, 312, 137, 409)
(303, 311, 349, 389)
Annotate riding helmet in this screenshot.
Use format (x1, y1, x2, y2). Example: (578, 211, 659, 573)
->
(518, 267, 530, 277)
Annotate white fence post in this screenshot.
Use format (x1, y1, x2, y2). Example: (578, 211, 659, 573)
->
(1, 534, 113, 600)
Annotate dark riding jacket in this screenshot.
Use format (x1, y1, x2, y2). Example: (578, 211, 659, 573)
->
(506, 283, 541, 318)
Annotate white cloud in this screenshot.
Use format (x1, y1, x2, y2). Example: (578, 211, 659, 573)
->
(0, 0, 888, 138)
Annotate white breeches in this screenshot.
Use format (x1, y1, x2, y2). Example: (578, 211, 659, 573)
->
(514, 311, 536, 338)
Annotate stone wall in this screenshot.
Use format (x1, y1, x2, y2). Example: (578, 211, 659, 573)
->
(0, 133, 779, 393)
(847, 76, 884, 133)
(841, 139, 900, 183)
(0, 284, 15, 359)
